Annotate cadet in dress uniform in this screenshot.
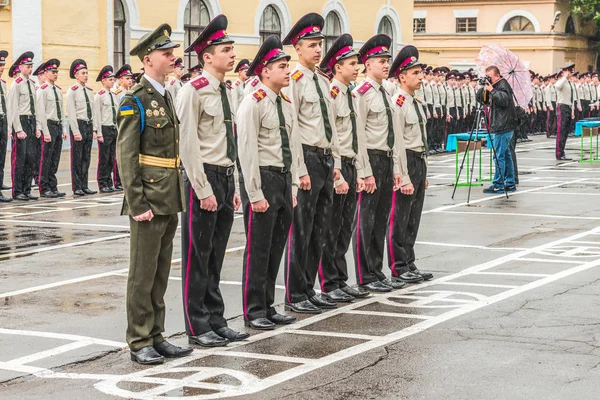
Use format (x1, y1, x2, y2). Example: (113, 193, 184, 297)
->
(176, 14, 248, 347)
(166, 58, 185, 101)
(545, 74, 558, 137)
(7, 52, 39, 201)
(281, 13, 342, 314)
(118, 23, 193, 365)
(232, 59, 249, 110)
(388, 46, 434, 284)
(181, 73, 191, 84)
(555, 64, 576, 161)
(352, 34, 407, 292)
(189, 64, 203, 78)
(36, 59, 67, 198)
(113, 64, 135, 191)
(236, 36, 298, 330)
(66, 59, 97, 196)
(318, 34, 371, 303)
(445, 70, 460, 135)
(430, 68, 443, 153)
(243, 75, 261, 98)
(93, 65, 119, 192)
(0, 50, 11, 202)
(422, 67, 434, 146)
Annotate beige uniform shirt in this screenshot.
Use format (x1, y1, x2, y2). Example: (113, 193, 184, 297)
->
(432, 82, 441, 110)
(114, 86, 127, 104)
(92, 88, 118, 134)
(66, 83, 94, 134)
(0, 79, 7, 118)
(393, 88, 427, 186)
(438, 82, 448, 108)
(382, 79, 398, 98)
(545, 84, 557, 107)
(282, 62, 341, 177)
(6, 76, 36, 132)
(423, 81, 434, 105)
(232, 79, 244, 111)
(352, 77, 407, 176)
(36, 83, 67, 135)
(237, 84, 300, 202)
(446, 85, 457, 109)
(166, 78, 182, 101)
(176, 70, 237, 199)
(243, 77, 261, 98)
(330, 78, 371, 183)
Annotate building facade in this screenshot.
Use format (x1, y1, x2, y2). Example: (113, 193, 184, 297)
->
(0, 0, 414, 90)
(413, 0, 600, 74)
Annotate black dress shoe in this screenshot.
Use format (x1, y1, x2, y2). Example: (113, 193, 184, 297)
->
(558, 156, 572, 161)
(308, 295, 337, 309)
(393, 271, 424, 284)
(82, 188, 97, 195)
(268, 313, 296, 325)
(114, 185, 123, 191)
(214, 326, 250, 341)
(412, 268, 433, 281)
(100, 186, 114, 193)
(1, 185, 11, 190)
(188, 331, 230, 347)
(244, 318, 276, 330)
(359, 281, 393, 292)
(381, 278, 406, 290)
(0, 193, 12, 202)
(53, 190, 66, 197)
(14, 194, 29, 201)
(130, 346, 164, 365)
(321, 288, 354, 303)
(340, 285, 370, 298)
(154, 341, 193, 358)
(41, 191, 58, 198)
(74, 189, 85, 196)
(285, 300, 322, 314)
(27, 194, 38, 200)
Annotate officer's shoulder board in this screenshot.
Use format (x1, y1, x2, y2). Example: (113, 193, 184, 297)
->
(113, 88, 122, 94)
(250, 78, 259, 87)
(226, 82, 232, 90)
(191, 77, 209, 91)
(131, 83, 144, 94)
(281, 92, 291, 103)
(414, 97, 422, 104)
(356, 81, 372, 96)
(55, 85, 62, 90)
(169, 79, 175, 86)
(85, 86, 93, 92)
(396, 95, 406, 107)
(40, 83, 48, 90)
(98, 89, 106, 95)
(291, 70, 304, 81)
(330, 86, 340, 99)
(15, 77, 23, 84)
(252, 88, 267, 102)
(71, 85, 78, 91)
(235, 80, 241, 87)
(0, 79, 5, 84)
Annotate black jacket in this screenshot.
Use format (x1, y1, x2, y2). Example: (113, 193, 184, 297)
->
(476, 78, 517, 134)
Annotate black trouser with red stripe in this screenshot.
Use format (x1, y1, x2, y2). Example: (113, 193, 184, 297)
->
(321, 158, 357, 293)
(97, 125, 117, 189)
(285, 146, 333, 304)
(70, 119, 93, 192)
(12, 115, 36, 197)
(353, 151, 393, 285)
(0, 115, 7, 189)
(39, 120, 63, 194)
(388, 151, 427, 276)
(546, 102, 557, 137)
(181, 166, 234, 336)
(240, 168, 293, 321)
(556, 104, 572, 159)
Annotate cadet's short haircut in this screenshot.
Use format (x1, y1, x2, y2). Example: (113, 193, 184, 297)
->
(199, 46, 217, 65)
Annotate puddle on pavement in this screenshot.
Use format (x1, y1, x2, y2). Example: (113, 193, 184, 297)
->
(300, 313, 421, 336)
(356, 301, 453, 316)
(181, 355, 300, 379)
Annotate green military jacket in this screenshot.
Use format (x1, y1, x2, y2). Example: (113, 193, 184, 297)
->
(116, 76, 185, 216)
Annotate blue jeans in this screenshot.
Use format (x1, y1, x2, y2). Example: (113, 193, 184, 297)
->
(492, 131, 515, 187)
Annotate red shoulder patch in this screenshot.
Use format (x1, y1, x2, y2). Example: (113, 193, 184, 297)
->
(0, 79, 5, 83)
(330, 86, 340, 99)
(235, 80, 241, 87)
(98, 89, 106, 95)
(85, 86, 93, 92)
(15, 77, 23, 84)
(357, 81, 372, 95)
(396, 95, 406, 107)
(250, 78, 259, 87)
(281, 92, 291, 103)
(40, 83, 48, 90)
(226, 82, 232, 90)
(253, 89, 267, 102)
(71, 85, 79, 91)
(191, 77, 209, 90)
(291, 70, 304, 81)
(169, 79, 175, 86)
(55, 85, 62, 90)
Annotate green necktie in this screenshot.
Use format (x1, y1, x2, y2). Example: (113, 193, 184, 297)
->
(347, 89, 358, 154)
(0, 82, 6, 115)
(52, 85, 62, 121)
(380, 86, 394, 149)
(413, 100, 429, 154)
(27, 80, 35, 116)
(109, 91, 116, 126)
(83, 87, 92, 120)
(219, 82, 236, 162)
(276, 96, 292, 169)
(313, 73, 333, 142)
(570, 82, 573, 105)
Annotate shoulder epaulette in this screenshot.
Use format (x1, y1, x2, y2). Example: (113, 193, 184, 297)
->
(29, 79, 35, 84)
(98, 89, 106, 95)
(226, 82, 232, 90)
(281, 92, 291, 103)
(131, 83, 144, 94)
(55, 85, 62, 90)
(85, 86, 93, 91)
(330, 86, 340, 99)
(396, 95, 406, 107)
(0, 79, 5, 84)
(415, 97, 422, 104)
(235, 80, 241, 87)
(356, 81, 372, 95)
(169, 79, 175, 86)
(40, 83, 48, 90)
(71, 85, 79, 91)
(291, 70, 304, 81)
(250, 78, 259, 87)
(15, 77, 23, 84)
(191, 77, 209, 90)
(253, 89, 267, 102)
(112, 88, 122, 95)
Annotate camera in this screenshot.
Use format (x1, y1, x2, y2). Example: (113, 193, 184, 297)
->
(479, 76, 492, 86)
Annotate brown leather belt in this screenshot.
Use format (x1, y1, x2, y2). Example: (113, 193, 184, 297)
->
(139, 154, 180, 169)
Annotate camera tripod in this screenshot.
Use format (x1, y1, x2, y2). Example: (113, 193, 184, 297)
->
(451, 104, 509, 204)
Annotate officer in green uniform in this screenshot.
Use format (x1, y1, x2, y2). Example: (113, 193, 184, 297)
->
(117, 23, 193, 365)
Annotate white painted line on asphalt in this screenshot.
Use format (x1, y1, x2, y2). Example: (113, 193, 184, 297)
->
(0, 219, 130, 230)
(0, 328, 126, 348)
(343, 310, 431, 320)
(518, 257, 583, 264)
(8, 341, 92, 365)
(570, 240, 600, 245)
(437, 210, 600, 221)
(286, 330, 379, 341)
(524, 191, 600, 196)
(473, 272, 550, 278)
(210, 351, 312, 364)
(439, 282, 519, 289)
(416, 240, 527, 252)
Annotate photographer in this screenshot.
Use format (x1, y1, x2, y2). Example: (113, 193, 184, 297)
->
(477, 66, 517, 194)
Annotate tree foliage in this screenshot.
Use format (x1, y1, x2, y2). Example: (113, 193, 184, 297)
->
(571, 0, 600, 22)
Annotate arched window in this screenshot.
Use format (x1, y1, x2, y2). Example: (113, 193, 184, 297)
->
(565, 15, 576, 34)
(502, 16, 534, 32)
(259, 5, 282, 44)
(113, 0, 126, 69)
(377, 16, 394, 54)
(184, 0, 210, 68)
(324, 12, 342, 54)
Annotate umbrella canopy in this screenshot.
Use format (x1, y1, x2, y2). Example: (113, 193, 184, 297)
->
(475, 44, 532, 109)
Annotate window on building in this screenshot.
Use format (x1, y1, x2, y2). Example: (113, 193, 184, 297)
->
(324, 12, 342, 53)
(503, 16, 534, 32)
(377, 16, 394, 54)
(113, 0, 126, 69)
(565, 15, 576, 34)
(456, 17, 477, 33)
(259, 5, 282, 44)
(413, 18, 426, 33)
(184, 0, 210, 68)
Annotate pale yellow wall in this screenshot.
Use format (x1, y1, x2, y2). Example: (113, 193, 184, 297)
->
(0, 6, 12, 70)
